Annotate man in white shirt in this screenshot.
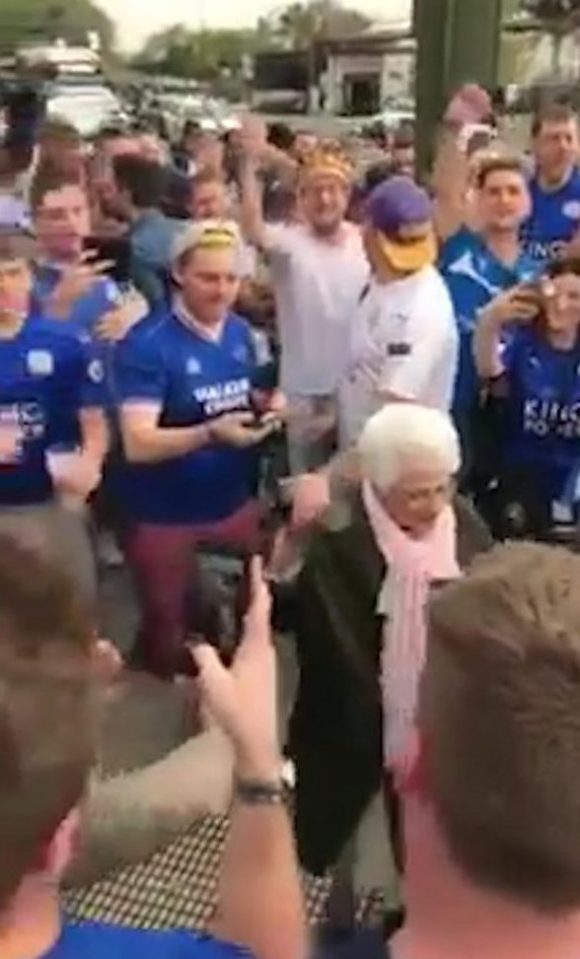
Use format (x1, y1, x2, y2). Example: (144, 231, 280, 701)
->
(338, 175, 458, 447)
(292, 176, 458, 526)
(240, 119, 368, 470)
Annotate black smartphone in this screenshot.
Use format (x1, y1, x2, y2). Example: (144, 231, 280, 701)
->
(83, 236, 132, 286)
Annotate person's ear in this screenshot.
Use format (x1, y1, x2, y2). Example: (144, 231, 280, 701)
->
(172, 263, 184, 288)
(41, 807, 82, 881)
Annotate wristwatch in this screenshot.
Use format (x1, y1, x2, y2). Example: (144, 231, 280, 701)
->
(235, 777, 285, 806)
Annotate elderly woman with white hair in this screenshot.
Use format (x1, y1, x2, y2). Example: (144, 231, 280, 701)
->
(286, 403, 492, 923)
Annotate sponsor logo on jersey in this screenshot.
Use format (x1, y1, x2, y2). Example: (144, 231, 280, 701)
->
(233, 345, 250, 364)
(194, 377, 251, 416)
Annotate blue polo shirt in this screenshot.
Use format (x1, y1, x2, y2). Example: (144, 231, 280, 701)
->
(44, 922, 249, 958)
(115, 308, 267, 525)
(521, 166, 580, 266)
(501, 326, 580, 502)
(0, 315, 104, 506)
(440, 229, 536, 419)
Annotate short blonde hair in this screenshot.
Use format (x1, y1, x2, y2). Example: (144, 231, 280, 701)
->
(357, 404, 461, 493)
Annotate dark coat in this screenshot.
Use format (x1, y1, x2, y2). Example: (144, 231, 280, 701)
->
(287, 493, 492, 875)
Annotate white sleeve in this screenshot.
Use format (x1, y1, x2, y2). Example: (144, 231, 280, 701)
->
(262, 223, 295, 260)
(377, 312, 449, 401)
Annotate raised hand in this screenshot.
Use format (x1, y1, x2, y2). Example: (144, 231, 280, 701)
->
(191, 557, 279, 780)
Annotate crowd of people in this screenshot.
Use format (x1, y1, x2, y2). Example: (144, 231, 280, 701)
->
(4, 78, 580, 959)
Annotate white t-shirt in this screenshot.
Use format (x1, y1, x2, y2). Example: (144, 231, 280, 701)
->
(338, 265, 459, 448)
(264, 222, 368, 396)
(0, 192, 30, 230)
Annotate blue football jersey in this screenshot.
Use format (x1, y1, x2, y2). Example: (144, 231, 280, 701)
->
(115, 309, 266, 524)
(502, 326, 580, 501)
(45, 922, 249, 959)
(440, 230, 536, 417)
(0, 315, 105, 505)
(33, 264, 121, 341)
(521, 167, 580, 266)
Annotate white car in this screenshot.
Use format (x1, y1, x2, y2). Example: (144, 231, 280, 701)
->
(371, 98, 415, 130)
(47, 82, 127, 137)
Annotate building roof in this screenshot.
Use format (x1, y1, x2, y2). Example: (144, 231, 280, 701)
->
(321, 16, 413, 53)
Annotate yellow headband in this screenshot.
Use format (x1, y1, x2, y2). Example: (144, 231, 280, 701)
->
(195, 226, 237, 250)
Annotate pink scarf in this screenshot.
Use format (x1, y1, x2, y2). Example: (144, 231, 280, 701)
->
(362, 480, 461, 768)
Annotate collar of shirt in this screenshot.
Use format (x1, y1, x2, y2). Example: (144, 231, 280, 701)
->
(173, 294, 225, 344)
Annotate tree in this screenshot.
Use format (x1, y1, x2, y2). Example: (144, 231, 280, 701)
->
(268, 0, 370, 92)
(520, 0, 580, 70)
(0, 0, 115, 55)
(135, 26, 260, 81)
(274, 0, 370, 48)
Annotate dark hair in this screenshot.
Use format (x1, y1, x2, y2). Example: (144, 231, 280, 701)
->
(29, 167, 85, 214)
(532, 101, 578, 138)
(393, 123, 415, 150)
(545, 255, 580, 280)
(95, 125, 129, 143)
(113, 155, 166, 210)
(475, 154, 527, 189)
(267, 122, 296, 152)
(182, 119, 202, 140)
(423, 543, 580, 913)
(364, 161, 394, 194)
(0, 536, 94, 910)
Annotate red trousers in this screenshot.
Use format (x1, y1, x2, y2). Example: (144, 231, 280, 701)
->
(124, 500, 262, 678)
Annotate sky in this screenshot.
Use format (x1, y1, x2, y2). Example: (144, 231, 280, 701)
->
(96, 0, 411, 52)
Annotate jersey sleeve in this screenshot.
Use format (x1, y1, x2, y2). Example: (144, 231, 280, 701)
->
(62, 337, 106, 410)
(498, 326, 525, 380)
(114, 327, 166, 406)
(377, 313, 453, 402)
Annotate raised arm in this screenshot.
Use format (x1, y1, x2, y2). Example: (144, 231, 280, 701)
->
(432, 128, 471, 242)
(194, 559, 307, 959)
(474, 286, 538, 379)
(238, 115, 297, 249)
(432, 83, 495, 241)
(239, 154, 267, 249)
(473, 300, 506, 380)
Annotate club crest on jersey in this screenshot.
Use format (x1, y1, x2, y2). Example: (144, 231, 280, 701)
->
(187, 357, 202, 375)
(563, 200, 580, 220)
(88, 359, 105, 384)
(233, 345, 250, 363)
(26, 350, 54, 377)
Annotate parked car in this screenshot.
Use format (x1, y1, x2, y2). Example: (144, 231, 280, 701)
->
(47, 80, 127, 138)
(370, 96, 415, 130)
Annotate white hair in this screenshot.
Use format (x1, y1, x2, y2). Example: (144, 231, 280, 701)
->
(357, 404, 461, 493)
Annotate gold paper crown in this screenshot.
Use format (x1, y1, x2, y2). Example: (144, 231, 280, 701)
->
(299, 144, 354, 184)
